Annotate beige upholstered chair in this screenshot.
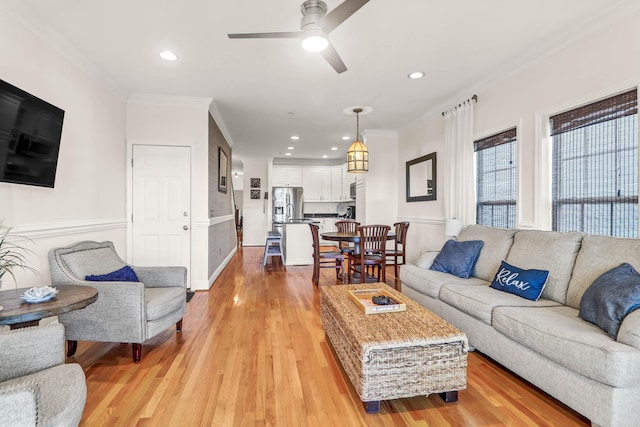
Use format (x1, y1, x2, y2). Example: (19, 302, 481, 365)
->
(48, 241, 187, 363)
(0, 323, 86, 426)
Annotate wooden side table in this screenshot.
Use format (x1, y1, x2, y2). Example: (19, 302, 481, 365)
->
(0, 285, 98, 329)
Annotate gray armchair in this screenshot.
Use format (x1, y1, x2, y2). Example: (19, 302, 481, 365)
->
(0, 323, 86, 426)
(48, 241, 187, 363)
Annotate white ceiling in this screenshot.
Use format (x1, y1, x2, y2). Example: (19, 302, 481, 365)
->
(13, 0, 639, 171)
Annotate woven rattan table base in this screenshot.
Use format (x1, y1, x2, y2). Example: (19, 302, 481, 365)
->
(320, 283, 468, 412)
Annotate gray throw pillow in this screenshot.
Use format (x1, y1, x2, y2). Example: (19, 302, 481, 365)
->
(429, 239, 484, 279)
(579, 263, 640, 338)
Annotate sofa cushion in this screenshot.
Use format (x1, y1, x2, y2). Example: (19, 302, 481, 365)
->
(145, 287, 186, 321)
(489, 260, 549, 301)
(85, 265, 139, 282)
(438, 283, 561, 325)
(505, 230, 582, 304)
(430, 239, 483, 279)
(458, 225, 516, 281)
(579, 263, 640, 338)
(566, 234, 640, 309)
(400, 264, 488, 298)
(60, 247, 126, 279)
(415, 251, 439, 269)
(493, 305, 640, 388)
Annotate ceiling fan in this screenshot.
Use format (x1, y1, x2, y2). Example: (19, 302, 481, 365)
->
(227, 0, 369, 74)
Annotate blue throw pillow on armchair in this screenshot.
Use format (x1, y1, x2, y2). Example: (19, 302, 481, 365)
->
(85, 265, 139, 282)
(489, 260, 549, 301)
(579, 263, 640, 338)
(429, 239, 484, 279)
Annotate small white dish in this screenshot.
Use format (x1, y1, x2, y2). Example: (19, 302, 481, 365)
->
(21, 286, 59, 304)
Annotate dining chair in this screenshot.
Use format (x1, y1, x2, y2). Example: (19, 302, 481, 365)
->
(334, 220, 361, 254)
(309, 223, 344, 286)
(346, 225, 390, 284)
(386, 221, 410, 276)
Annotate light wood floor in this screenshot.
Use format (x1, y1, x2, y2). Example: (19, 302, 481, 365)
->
(74, 246, 590, 426)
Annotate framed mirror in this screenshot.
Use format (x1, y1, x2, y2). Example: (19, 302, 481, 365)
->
(406, 152, 436, 202)
(218, 147, 228, 193)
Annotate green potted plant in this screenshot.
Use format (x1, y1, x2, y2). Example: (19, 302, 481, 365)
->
(0, 222, 38, 290)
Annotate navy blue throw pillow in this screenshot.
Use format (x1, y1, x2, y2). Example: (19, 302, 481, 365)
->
(489, 260, 549, 301)
(579, 263, 640, 338)
(429, 239, 484, 279)
(85, 265, 139, 282)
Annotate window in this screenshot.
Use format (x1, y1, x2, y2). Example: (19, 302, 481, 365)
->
(551, 89, 638, 237)
(475, 128, 517, 228)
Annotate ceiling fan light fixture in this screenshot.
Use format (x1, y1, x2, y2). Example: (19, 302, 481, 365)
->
(159, 51, 178, 61)
(301, 29, 329, 52)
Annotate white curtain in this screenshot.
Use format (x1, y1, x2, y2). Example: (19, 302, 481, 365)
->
(443, 99, 475, 227)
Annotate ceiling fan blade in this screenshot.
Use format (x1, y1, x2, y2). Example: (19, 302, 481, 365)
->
(320, 0, 369, 33)
(320, 43, 347, 74)
(228, 31, 302, 39)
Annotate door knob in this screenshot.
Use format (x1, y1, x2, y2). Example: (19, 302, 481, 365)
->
(183, 225, 189, 230)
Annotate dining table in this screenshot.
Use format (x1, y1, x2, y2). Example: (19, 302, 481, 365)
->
(320, 230, 396, 255)
(320, 230, 396, 283)
(0, 284, 98, 329)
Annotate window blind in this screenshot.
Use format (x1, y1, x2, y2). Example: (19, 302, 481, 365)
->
(475, 128, 517, 229)
(550, 89, 638, 237)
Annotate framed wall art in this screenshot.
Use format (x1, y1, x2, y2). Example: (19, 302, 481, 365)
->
(406, 152, 436, 202)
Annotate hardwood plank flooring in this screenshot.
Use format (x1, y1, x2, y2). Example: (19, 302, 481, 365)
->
(74, 246, 590, 426)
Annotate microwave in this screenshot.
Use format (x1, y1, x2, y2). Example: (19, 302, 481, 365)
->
(350, 182, 357, 200)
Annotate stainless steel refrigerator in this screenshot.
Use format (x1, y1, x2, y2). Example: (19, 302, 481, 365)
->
(272, 187, 304, 232)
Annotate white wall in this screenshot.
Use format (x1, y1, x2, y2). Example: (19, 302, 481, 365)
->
(126, 95, 213, 290)
(0, 6, 127, 289)
(241, 159, 269, 246)
(361, 130, 399, 226)
(398, 8, 640, 262)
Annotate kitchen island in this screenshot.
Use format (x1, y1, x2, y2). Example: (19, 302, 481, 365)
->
(272, 219, 318, 266)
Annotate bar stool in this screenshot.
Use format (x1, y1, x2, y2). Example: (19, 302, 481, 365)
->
(263, 231, 285, 266)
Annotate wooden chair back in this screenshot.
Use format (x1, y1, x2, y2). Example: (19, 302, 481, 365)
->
(335, 220, 360, 234)
(394, 221, 410, 253)
(357, 224, 390, 256)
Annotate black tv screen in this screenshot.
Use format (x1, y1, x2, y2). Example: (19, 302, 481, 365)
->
(0, 78, 64, 188)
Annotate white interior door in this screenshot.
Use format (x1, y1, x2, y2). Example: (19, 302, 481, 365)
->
(132, 145, 191, 286)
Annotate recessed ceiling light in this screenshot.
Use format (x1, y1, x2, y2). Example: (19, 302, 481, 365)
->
(342, 136, 350, 140)
(160, 51, 178, 61)
(408, 71, 425, 79)
(285, 152, 292, 156)
(322, 155, 328, 158)
(331, 147, 338, 151)
(287, 146, 294, 150)
(291, 136, 299, 140)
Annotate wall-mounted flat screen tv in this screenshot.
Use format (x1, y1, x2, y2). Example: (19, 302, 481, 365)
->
(0, 78, 64, 188)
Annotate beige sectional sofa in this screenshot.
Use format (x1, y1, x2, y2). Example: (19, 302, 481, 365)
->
(400, 224, 640, 427)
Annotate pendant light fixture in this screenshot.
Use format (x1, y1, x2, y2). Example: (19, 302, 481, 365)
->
(347, 108, 368, 173)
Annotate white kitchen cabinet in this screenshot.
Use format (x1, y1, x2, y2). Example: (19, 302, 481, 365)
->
(273, 166, 302, 187)
(302, 167, 331, 201)
(331, 166, 343, 201)
(342, 163, 355, 200)
(330, 164, 355, 201)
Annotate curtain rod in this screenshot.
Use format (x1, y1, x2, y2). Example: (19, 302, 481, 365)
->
(442, 95, 478, 116)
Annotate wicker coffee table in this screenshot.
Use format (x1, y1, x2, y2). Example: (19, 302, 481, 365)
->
(320, 283, 468, 413)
